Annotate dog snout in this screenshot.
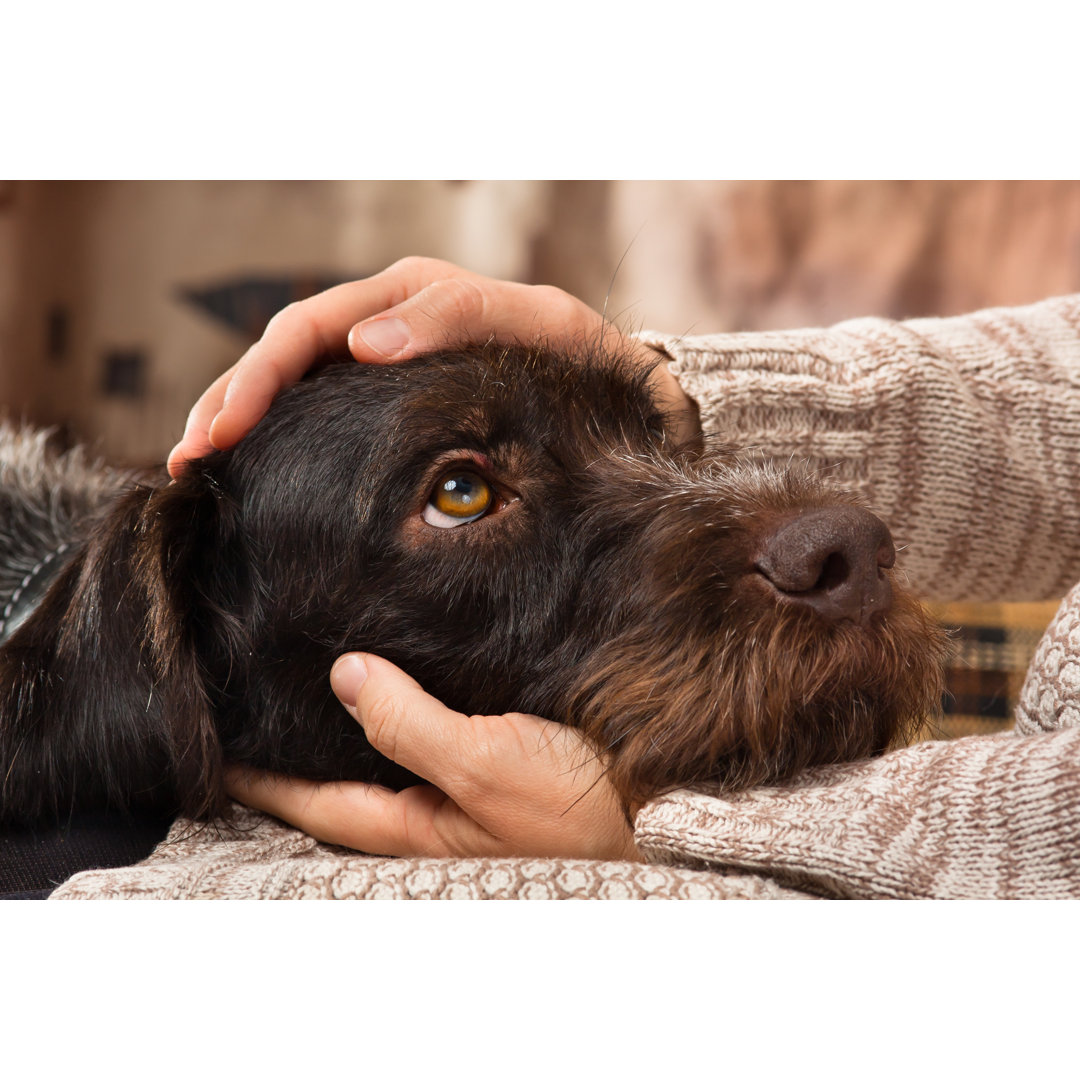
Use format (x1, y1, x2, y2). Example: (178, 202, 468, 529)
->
(753, 506, 895, 626)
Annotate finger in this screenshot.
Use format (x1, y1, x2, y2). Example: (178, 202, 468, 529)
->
(224, 766, 504, 858)
(348, 279, 604, 363)
(206, 289, 358, 451)
(204, 263, 466, 452)
(166, 365, 236, 476)
(330, 653, 492, 795)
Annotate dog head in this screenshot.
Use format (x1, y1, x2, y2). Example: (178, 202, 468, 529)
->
(1, 340, 948, 823)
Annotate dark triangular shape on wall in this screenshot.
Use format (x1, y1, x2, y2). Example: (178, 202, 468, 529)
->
(178, 274, 365, 340)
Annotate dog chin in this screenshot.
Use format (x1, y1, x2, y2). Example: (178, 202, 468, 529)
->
(565, 583, 949, 807)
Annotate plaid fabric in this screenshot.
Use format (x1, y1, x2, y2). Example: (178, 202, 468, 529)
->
(928, 601, 1062, 739)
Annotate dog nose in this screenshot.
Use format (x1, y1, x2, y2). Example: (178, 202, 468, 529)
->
(754, 506, 895, 626)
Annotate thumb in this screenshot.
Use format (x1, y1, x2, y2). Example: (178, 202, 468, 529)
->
(330, 653, 640, 861)
(330, 653, 476, 788)
(347, 278, 599, 363)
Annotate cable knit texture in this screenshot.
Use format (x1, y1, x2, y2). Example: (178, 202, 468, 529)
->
(1016, 580, 1080, 736)
(51, 294, 1080, 900)
(51, 804, 810, 900)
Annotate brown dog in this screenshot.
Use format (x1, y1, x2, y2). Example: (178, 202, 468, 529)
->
(0, 341, 948, 827)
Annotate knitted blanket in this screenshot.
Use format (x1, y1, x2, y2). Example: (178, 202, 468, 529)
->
(50, 294, 1080, 900)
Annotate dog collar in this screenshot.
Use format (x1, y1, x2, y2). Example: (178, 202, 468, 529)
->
(0, 543, 70, 646)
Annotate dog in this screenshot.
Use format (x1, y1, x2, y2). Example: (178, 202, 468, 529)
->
(0, 340, 948, 829)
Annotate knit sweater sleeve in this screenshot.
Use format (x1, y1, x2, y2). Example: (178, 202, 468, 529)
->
(633, 725, 1080, 899)
(638, 294, 1080, 603)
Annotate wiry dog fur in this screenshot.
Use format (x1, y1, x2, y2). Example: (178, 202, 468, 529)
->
(0, 342, 948, 827)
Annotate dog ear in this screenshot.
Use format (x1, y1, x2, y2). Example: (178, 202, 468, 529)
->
(135, 468, 245, 820)
(59, 467, 242, 821)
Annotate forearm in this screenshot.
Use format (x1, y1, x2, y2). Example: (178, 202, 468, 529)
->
(641, 294, 1080, 602)
(634, 725, 1080, 900)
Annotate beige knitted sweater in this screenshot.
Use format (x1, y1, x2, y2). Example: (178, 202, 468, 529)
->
(52, 294, 1080, 900)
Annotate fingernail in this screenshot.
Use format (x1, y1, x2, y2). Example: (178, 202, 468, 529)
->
(206, 415, 221, 448)
(358, 317, 409, 358)
(330, 653, 369, 718)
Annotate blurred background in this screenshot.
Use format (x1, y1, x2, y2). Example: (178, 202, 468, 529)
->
(3, 179, 1080, 737)
(4, 180, 1080, 463)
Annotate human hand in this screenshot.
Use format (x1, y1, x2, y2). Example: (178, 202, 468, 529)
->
(168, 256, 698, 477)
(225, 653, 641, 861)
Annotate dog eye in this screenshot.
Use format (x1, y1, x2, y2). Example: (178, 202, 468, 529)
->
(422, 470, 494, 528)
